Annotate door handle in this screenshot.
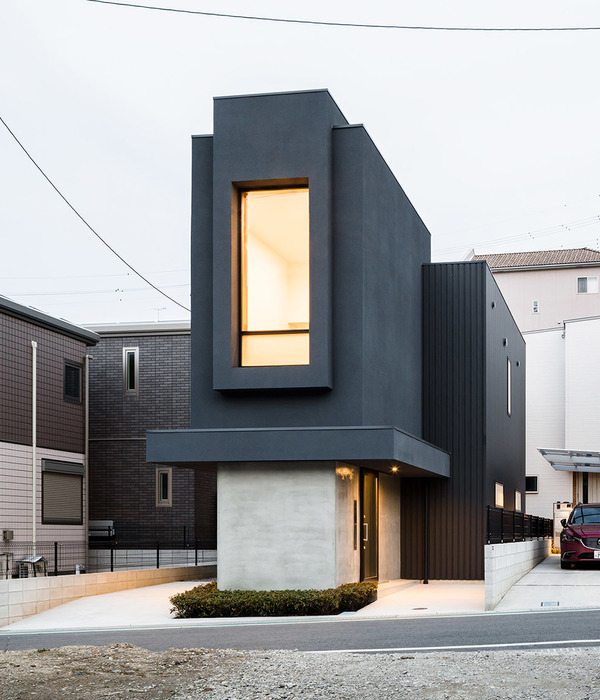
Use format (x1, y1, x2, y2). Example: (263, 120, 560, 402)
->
(363, 523, 368, 542)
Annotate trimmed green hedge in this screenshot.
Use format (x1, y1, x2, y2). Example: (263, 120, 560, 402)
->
(169, 581, 378, 618)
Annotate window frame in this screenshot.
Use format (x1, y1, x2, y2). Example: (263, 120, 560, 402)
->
(577, 276, 599, 294)
(495, 482, 504, 509)
(514, 489, 522, 512)
(525, 475, 538, 493)
(212, 176, 332, 391)
(156, 467, 172, 507)
(63, 360, 83, 404)
(42, 460, 84, 525)
(507, 357, 512, 417)
(123, 347, 139, 396)
(238, 185, 310, 367)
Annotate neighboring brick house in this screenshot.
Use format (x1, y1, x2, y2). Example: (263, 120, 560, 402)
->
(86, 322, 216, 545)
(0, 296, 98, 562)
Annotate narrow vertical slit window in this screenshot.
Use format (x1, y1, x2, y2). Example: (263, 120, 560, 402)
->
(64, 361, 82, 403)
(507, 357, 512, 417)
(240, 187, 310, 367)
(123, 347, 139, 395)
(156, 467, 172, 507)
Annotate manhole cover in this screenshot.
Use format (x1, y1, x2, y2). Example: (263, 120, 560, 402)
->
(541, 601, 559, 607)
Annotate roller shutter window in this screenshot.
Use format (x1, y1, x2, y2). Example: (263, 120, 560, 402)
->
(42, 464, 83, 525)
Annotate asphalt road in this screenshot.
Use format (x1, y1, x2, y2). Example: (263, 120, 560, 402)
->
(2, 608, 600, 654)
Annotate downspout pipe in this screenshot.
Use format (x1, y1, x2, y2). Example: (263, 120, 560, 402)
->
(84, 354, 92, 571)
(31, 341, 37, 555)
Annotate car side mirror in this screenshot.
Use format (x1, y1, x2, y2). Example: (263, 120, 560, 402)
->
(560, 518, 567, 528)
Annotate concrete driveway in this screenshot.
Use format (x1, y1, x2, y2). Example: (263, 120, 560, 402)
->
(495, 553, 600, 612)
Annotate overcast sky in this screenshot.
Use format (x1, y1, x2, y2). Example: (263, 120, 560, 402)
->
(2, 0, 600, 325)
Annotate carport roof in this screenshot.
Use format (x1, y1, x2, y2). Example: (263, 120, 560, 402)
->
(539, 448, 600, 473)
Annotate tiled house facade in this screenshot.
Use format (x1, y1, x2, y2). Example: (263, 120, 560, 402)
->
(87, 322, 216, 545)
(0, 297, 98, 554)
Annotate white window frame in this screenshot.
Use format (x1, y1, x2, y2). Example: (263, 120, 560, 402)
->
(577, 276, 599, 294)
(156, 467, 172, 507)
(525, 475, 539, 493)
(123, 347, 139, 396)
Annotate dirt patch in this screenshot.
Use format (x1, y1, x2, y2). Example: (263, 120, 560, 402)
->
(2, 642, 599, 699)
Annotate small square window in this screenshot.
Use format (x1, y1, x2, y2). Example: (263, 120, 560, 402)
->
(525, 475, 538, 493)
(577, 276, 598, 294)
(64, 361, 82, 403)
(156, 467, 172, 507)
(515, 490, 522, 512)
(495, 482, 504, 508)
(532, 300, 539, 314)
(123, 347, 139, 395)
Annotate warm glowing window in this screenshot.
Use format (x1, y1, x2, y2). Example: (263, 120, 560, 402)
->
(240, 187, 310, 366)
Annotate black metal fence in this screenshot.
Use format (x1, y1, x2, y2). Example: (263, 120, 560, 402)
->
(0, 537, 217, 578)
(0, 541, 87, 578)
(486, 506, 553, 544)
(89, 524, 216, 550)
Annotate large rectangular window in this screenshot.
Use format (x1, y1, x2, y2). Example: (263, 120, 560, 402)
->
(240, 187, 309, 367)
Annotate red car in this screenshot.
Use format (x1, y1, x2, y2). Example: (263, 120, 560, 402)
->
(560, 503, 600, 569)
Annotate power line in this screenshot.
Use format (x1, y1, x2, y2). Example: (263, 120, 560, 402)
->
(0, 115, 190, 313)
(85, 0, 600, 31)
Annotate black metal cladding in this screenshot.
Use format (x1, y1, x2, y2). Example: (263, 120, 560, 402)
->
(402, 262, 524, 581)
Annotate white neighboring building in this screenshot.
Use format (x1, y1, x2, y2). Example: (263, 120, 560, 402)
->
(473, 249, 600, 518)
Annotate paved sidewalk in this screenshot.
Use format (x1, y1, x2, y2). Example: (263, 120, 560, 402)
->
(3, 554, 600, 632)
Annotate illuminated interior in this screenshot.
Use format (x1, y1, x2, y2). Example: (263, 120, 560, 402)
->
(240, 187, 310, 366)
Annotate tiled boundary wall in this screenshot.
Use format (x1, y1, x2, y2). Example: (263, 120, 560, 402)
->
(484, 540, 550, 610)
(0, 564, 216, 627)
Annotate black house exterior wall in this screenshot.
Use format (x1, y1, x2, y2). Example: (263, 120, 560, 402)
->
(402, 262, 525, 581)
(189, 91, 430, 436)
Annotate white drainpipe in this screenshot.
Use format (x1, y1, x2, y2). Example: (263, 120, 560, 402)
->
(84, 354, 92, 571)
(31, 340, 37, 554)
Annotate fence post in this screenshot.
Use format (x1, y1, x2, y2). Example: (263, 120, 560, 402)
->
(195, 540, 198, 566)
(512, 509, 516, 542)
(110, 544, 114, 573)
(156, 541, 160, 569)
(54, 542, 58, 576)
(183, 526, 187, 548)
(500, 508, 504, 543)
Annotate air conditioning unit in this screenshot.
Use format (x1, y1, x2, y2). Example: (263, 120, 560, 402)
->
(2, 530, 13, 541)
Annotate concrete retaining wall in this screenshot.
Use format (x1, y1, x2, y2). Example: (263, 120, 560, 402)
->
(484, 540, 550, 610)
(0, 564, 215, 627)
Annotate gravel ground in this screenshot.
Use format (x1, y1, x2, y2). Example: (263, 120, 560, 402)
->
(1, 643, 599, 699)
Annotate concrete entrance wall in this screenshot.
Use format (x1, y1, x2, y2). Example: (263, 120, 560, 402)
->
(217, 461, 403, 591)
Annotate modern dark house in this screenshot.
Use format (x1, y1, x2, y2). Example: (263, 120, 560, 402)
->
(86, 322, 216, 545)
(147, 89, 525, 589)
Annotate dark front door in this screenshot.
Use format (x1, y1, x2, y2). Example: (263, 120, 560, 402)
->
(361, 471, 378, 580)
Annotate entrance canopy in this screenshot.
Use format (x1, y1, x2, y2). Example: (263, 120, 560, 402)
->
(539, 448, 600, 473)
